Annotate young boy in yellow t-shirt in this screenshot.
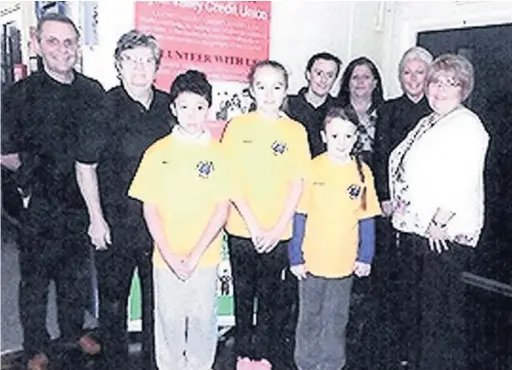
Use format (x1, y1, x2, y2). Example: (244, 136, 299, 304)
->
(289, 107, 381, 370)
(128, 70, 235, 370)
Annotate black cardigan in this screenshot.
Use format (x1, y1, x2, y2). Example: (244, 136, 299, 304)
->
(373, 95, 432, 201)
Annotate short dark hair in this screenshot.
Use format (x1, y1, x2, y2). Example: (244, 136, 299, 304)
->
(306, 52, 342, 77)
(169, 70, 212, 107)
(248, 60, 289, 89)
(35, 12, 80, 41)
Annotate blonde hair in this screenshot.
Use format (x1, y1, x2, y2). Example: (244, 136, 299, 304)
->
(426, 54, 475, 102)
(398, 46, 434, 76)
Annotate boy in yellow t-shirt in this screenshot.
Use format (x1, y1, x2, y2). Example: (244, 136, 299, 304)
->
(128, 70, 234, 370)
(289, 107, 381, 370)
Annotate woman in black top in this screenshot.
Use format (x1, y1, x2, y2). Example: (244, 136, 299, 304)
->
(372, 46, 434, 368)
(374, 47, 434, 204)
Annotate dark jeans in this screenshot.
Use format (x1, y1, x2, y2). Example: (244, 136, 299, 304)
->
(394, 232, 422, 365)
(227, 235, 292, 369)
(95, 220, 156, 370)
(17, 197, 89, 358)
(399, 233, 474, 370)
(280, 269, 299, 370)
(371, 219, 403, 366)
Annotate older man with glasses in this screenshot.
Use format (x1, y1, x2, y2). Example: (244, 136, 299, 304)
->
(1, 13, 106, 370)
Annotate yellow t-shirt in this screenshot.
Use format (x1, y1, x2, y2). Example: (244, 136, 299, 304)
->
(299, 154, 381, 278)
(128, 134, 236, 268)
(221, 111, 310, 239)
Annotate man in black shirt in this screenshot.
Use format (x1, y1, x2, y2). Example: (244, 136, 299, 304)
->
(284, 52, 342, 157)
(75, 30, 174, 370)
(1, 13, 106, 370)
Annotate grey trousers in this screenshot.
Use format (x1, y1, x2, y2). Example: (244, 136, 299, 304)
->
(153, 266, 218, 370)
(295, 274, 353, 370)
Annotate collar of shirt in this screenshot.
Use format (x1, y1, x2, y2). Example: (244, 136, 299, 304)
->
(297, 86, 336, 111)
(40, 68, 77, 87)
(401, 94, 430, 109)
(171, 125, 211, 145)
(117, 84, 159, 112)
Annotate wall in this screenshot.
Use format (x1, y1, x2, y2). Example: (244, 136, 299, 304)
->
(3, 1, 512, 96)
(269, 1, 385, 95)
(83, 1, 386, 94)
(380, 1, 512, 98)
(81, 1, 134, 90)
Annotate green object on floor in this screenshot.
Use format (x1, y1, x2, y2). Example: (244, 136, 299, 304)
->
(129, 273, 142, 321)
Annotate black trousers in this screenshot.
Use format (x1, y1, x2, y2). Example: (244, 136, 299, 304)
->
(94, 219, 156, 370)
(279, 269, 299, 370)
(17, 197, 89, 359)
(398, 233, 473, 370)
(227, 235, 293, 369)
(368, 219, 403, 367)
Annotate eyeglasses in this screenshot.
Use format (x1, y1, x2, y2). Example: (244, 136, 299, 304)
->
(429, 77, 461, 89)
(41, 36, 78, 49)
(120, 55, 156, 66)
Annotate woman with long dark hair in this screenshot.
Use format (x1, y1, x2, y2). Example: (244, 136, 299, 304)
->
(336, 57, 384, 167)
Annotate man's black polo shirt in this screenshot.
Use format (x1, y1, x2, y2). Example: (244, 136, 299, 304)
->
(1, 70, 108, 210)
(81, 85, 174, 222)
(284, 87, 338, 157)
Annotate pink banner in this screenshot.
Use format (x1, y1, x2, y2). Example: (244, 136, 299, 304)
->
(135, 1, 271, 88)
(135, 1, 271, 138)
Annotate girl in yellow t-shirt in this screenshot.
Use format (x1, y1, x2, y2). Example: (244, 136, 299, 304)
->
(289, 107, 381, 370)
(222, 60, 310, 370)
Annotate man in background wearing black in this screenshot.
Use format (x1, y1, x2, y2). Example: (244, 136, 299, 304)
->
(284, 52, 342, 157)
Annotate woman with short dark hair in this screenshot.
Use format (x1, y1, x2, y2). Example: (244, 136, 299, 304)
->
(76, 29, 174, 370)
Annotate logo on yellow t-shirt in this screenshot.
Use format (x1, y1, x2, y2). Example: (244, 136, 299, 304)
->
(271, 140, 288, 155)
(347, 184, 362, 199)
(197, 160, 215, 179)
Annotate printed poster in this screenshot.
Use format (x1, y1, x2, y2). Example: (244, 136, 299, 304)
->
(135, 1, 271, 138)
(128, 1, 271, 332)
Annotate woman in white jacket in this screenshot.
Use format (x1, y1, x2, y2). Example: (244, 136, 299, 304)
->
(388, 53, 489, 370)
